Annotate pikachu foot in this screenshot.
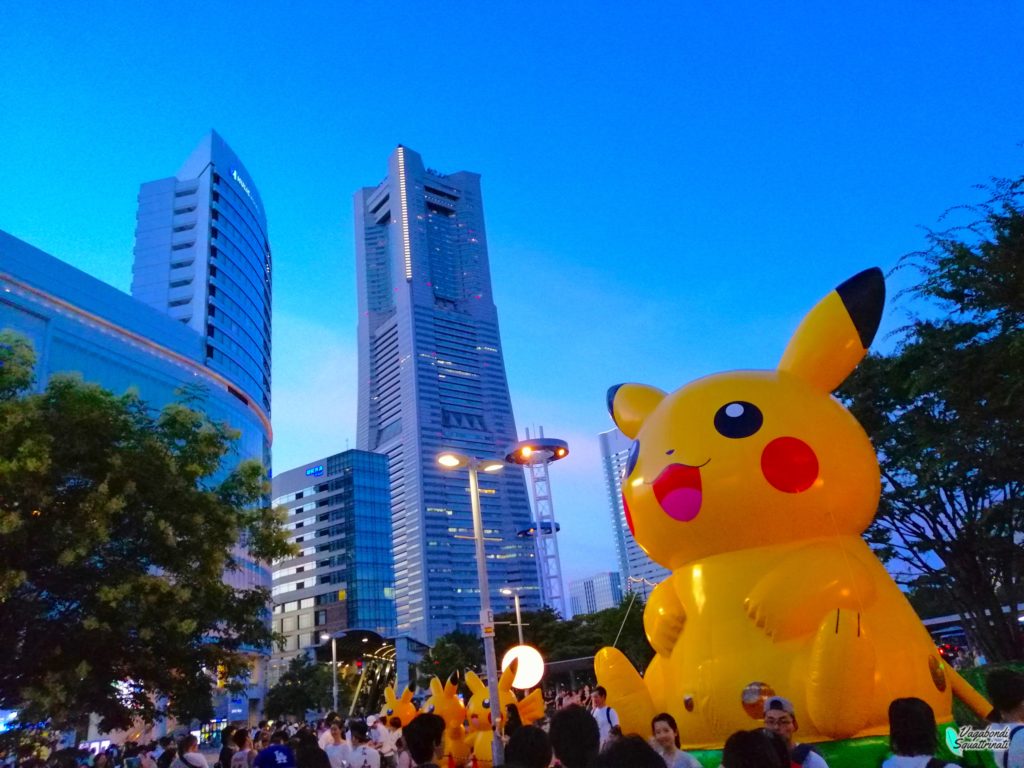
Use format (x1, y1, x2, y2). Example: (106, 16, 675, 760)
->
(805, 609, 876, 738)
(595, 646, 655, 739)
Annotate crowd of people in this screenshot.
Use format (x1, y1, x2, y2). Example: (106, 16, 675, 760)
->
(2, 667, 1021, 768)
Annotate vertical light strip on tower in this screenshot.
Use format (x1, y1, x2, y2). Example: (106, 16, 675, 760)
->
(396, 146, 413, 281)
(524, 426, 568, 617)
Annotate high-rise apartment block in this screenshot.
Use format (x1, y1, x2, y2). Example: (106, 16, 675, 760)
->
(270, 451, 397, 681)
(355, 146, 540, 643)
(568, 571, 623, 616)
(599, 428, 670, 596)
(133, 131, 272, 470)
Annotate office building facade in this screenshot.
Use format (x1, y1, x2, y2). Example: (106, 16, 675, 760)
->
(354, 146, 540, 643)
(568, 571, 623, 616)
(1, 229, 272, 717)
(599, 428, 670, 597)
(132, 130, 272, 473)
(270, 451, 397, 679)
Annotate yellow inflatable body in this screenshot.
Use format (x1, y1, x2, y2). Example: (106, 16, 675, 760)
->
(596, 269, 988, 749)
(463, 664, 546, 767)
(423, 677, 470, 766)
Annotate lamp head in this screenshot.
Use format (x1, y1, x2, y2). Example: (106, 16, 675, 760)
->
(436, 451, 470, 469)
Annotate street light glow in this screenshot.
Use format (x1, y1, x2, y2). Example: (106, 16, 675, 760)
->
(500, 588, 513, 595)
(481, 460, 505, 473)
(520, 446, 533, 458)
(320, 632, 330, 642)
(437, 453, 463, 468)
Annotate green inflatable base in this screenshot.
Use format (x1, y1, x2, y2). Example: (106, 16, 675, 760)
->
(686, 723, 993, 767)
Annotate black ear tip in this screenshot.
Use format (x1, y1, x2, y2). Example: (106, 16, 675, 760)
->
(606, 384, 623, 417)
(836, 267, 886, 348)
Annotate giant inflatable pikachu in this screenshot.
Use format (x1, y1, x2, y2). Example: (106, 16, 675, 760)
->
(596, 269, 988, 765)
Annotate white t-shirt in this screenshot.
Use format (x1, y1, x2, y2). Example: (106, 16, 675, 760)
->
(881, 757, 957, 768)
(592, 706, 619, 746)
(324, 743, 351, 768)
(792, 746, 829, 768)
(652, 745, 701, 768)
(348, 745, 380, 768)
(989, 722, 1024, 768)
(318, 732, 335, 751)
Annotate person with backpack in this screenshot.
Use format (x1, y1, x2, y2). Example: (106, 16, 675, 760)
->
(882, 697, 958, 768)
(986, 668, 1024, 768)
(763, 697, 828, 768)
(590, 686, 619, 749)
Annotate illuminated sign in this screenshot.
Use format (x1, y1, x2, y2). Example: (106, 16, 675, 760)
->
(306, 465, 324, 477)
(231, 168, 257, 207)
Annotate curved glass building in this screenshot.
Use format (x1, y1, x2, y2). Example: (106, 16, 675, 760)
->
(132, 130, 272, 462)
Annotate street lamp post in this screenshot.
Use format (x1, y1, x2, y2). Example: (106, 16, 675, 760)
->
(320, 632, 338, 712)
(436, 451, 505, 767)
(500, 588, 525, 645)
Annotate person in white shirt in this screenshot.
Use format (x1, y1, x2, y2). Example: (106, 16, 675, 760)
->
(321, 724, 351, 768)
(590, 686, 619, 748)
(650, 713, 701, 768)
(986, 669, 1024, 768)
(347, 723, 380, 768)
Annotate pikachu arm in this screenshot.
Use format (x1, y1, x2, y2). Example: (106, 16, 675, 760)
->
(643, 574, 686, 657)
(744, 542, 877, 641)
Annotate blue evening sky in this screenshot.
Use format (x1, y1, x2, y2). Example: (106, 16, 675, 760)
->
(2, 2, 1022, 586)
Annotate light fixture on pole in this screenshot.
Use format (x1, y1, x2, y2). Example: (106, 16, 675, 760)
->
(507, 432, 570, 616)
(499, 587, 525, 645)
(436, 450, 506, 766)
(320, 632, 338, 712)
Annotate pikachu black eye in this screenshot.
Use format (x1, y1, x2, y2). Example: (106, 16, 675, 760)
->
(714, 401, 763, 439)
(625, 440, 640, 477)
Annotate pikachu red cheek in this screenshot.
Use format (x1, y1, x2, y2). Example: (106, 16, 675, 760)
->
(760, 436, 819, 492)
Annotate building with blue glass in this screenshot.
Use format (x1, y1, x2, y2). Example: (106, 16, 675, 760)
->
(354, 146, 541, 644)
(269, 451, 397, 680)
(132, 130, 272, 471)
(599, 428, 670, 598)
(0, 228, 272, 717)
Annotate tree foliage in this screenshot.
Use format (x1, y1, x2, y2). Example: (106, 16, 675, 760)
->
(0, 331, 294, 729)
(416, 631, 484, 690)
(264, 656, 333, 720)
(838, 176, 1024, 661)
(417, 595, 654, 693)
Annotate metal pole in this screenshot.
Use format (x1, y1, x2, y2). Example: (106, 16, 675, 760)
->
(514, 593, 524, 645)
(331, 637, 339, 713)
(468, 463, 504, 766)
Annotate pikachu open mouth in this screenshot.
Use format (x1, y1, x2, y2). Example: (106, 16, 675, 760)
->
(653, 463, 704, 522)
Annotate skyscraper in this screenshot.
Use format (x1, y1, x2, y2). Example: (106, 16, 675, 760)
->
(132, 131, 272, 471)
(355, 146, 540, 643)
(599, 428, 670, 597)
(269, 451, 397, 682)
(568, 572, 623, 616)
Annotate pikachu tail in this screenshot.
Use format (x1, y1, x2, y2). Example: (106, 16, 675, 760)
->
(949, 666, 991, 720)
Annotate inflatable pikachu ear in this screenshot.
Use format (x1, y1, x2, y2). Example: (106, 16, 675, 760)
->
(465, 670, 488, 696)
(607, 383, 666, 438)
(778, 267, 885, 392)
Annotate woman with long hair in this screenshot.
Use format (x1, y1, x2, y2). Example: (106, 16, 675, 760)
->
(650, 714, 701, 768)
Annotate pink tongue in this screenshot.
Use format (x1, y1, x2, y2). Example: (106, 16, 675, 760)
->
(660, 487, 702, 522)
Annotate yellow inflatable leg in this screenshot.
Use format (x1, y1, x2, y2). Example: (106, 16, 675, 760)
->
(595, 646, 655, 738)
(805, 609, 876, 739)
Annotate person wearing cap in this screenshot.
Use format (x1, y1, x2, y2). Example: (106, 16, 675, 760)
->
(763, 696, 829, 768)
(986, 668, 1024, 768)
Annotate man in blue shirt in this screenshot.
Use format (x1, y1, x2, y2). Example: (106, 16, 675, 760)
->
(253, 732, 295, 768)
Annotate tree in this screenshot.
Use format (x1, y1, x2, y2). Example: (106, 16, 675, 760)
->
(0, 332, 294, 730)
(415, 631, 483, 690)
(264, 656, 332, 720)
(838, 176, 1024, 661)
